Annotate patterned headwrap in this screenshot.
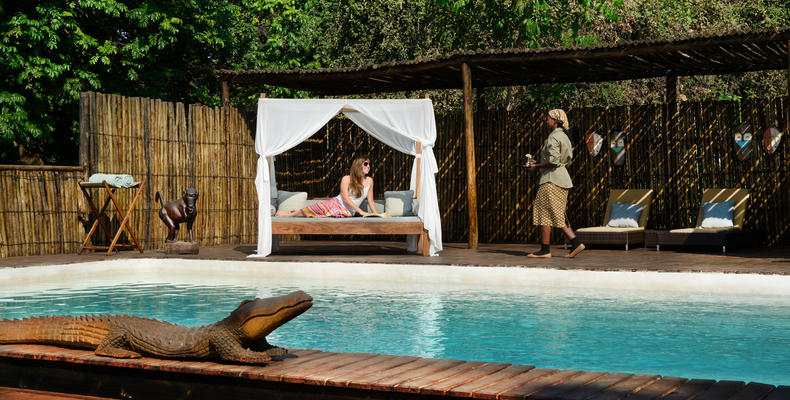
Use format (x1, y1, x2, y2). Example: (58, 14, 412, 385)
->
(548, 109, 570, 130)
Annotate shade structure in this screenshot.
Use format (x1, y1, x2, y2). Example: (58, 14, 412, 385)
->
(250, 98, 442, 257)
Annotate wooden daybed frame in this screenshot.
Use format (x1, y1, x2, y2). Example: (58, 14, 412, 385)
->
(270, 141, 432, 256)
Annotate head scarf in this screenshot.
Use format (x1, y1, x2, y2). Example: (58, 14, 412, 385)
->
(548, 109, 570, 130)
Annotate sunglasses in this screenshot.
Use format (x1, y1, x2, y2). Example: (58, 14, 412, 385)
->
(363, 161, 370, 167)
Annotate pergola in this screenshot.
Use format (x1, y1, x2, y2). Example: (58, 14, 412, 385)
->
(217, 27, 790, 249)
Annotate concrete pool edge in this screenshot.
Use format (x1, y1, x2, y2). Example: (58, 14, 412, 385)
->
(1, 258, 789, 296)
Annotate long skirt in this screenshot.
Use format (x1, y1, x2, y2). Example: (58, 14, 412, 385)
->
(532, 183, 569, 228)
(301, 197, 353, 218)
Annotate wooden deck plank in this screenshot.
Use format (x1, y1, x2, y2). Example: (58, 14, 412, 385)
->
(0, 387, 119, 400)
(471, 368, 558, 400)
(262, 352, 353, 381)
(728, 382, 777, 400)
(419, 362, 511, 396)
(346, 357, 446, 390)
(393, 361, 488, 394)
(529, 371, 608, 400)
(301, 354, 406, 386)
(763, 386, 790, 400)
(624, 377, 689, 400)
(560, 373, 634, 400)
(367, 359, 466, 391)
(446, 365, 535, 397)
(689, 380, 745, 400)
(324, 356, 422, 388)
(661, 379, 717, 400)
(588, 374, 660, 400)
(245, 350, 337, 380)
(280, 353, 377, 384)
(498, 370, 584, 400)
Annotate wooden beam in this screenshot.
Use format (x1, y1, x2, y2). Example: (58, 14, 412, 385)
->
(462, 63, 478, 249)
(78, 92, 90, 180)
(666, 75, 678, 116)
(221, 81, 230, 107)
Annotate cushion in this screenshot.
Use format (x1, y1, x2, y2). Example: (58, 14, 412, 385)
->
(276, 190, 307, 214)
(360, 200, 385, 214)
(384, 190, 414, 216)
(606, 203, 644, 228)
(699, 200, 734, 228)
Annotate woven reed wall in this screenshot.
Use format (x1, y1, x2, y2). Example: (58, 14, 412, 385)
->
(1, 93, 787, 258)
(81, 92, 257, 250)
(277, 97, 789, 247)
(0, 166, 85, 257)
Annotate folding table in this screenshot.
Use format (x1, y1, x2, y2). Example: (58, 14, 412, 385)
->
(78, 179, 145, 255)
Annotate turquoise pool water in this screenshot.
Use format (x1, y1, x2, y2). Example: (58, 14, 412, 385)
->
(1, 278, 789, 385)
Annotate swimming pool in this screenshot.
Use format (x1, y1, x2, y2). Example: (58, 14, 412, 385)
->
(1, 259, 789, 385)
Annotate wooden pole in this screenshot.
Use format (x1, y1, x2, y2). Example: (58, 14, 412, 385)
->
(664, 75, 678, 227)
(462, 63, 478, 249)
(666, 75, 678, 116)
(221, 81, 230, 107)
(79, 93, 90, 180)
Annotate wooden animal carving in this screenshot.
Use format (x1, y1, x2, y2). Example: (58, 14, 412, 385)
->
(155, 188, 199, 242)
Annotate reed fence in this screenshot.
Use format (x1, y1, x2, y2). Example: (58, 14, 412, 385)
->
(1, 92, 787, 258)
(0, 166, 85, 257)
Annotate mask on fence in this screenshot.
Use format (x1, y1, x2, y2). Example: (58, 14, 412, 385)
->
(586, 132, 603, 157)
(763, 126, 783, 154)
(609, 130, 626, 166)
(733, 123, 752, 161)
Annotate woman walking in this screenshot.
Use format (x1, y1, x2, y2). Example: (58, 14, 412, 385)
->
(526, 109, 585, 258)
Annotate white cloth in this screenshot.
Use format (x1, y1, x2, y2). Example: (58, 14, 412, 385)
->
(335, 184, 370, 214)
(250, 98, 443, 257)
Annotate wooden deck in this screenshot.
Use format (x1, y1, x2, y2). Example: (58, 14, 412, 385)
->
(1, 241, 789, 275)
(1, 344, 787, 400)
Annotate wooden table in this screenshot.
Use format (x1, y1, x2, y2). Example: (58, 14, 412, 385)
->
(78, 180, 145, 255)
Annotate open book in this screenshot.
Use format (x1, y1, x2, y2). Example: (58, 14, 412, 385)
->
(363, 212, 390, 218)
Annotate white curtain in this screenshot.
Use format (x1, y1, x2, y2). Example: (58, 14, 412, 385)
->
(250, 98, 443, 258)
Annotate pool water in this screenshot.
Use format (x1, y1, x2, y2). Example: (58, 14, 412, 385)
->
(2, 276, 789, 385)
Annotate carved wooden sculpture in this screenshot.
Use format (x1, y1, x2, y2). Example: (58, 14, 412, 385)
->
(0, 291, 313, 364)
(155, 188, 199, 243)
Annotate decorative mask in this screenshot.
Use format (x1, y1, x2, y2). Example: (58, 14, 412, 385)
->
(733, 123, 752, 161)
(609, 130, 626, 166)
(763, 126, 783, 154)
(586, 132, 604, 156)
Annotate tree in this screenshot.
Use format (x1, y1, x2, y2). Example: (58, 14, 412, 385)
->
(0, 0, 321, 164)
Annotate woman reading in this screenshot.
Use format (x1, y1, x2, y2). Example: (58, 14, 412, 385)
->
(275, 156, 380, 217)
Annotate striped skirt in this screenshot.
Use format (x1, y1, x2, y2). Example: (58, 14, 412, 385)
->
(301, 197, 353, 218)
(532, 183, 569, 228)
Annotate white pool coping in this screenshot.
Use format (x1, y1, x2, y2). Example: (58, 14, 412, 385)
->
(1, 258, 789, 296)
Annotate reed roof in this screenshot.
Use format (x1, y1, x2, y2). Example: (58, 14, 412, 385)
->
(217, 27, 790, 95)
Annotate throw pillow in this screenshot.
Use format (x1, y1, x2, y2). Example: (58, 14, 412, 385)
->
(699, 200, 734, 228)
(276, 190, 308, 214)
(384, 190, 415, 216)
(606, 203, 644, 228)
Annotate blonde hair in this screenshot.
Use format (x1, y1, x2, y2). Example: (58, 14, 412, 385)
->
(348, 156, 370, 197)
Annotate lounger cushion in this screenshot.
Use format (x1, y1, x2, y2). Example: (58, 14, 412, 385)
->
(606, 203, 644, 228)
(385, 190, 415, 216)
(577, 226, 643, 233)
(699, 200, 734, 228)
(277, 190, 308, 214)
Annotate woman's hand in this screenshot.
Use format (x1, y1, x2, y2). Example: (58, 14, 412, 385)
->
(359, 211, 370, 217)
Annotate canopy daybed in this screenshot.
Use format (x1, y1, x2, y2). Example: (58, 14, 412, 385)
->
(249, 98, 443, 257)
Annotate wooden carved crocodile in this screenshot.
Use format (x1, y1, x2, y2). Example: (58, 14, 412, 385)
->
(0, 290, 313, 364)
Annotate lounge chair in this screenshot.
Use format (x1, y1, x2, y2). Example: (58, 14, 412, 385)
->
(576, 189, 654, 251)
(651, 188, 749, 253)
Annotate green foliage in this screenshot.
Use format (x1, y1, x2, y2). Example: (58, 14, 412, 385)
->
(0, 0, 786, 163)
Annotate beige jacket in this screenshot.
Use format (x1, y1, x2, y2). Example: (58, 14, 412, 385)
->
(538, 128, 573, 188)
